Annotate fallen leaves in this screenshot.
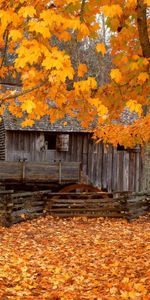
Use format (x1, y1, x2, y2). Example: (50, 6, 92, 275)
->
(0, 215, 150, 299)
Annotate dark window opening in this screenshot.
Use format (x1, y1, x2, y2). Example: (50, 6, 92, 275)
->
(117, 144, 125, 151)
(45, 134, 56, 150)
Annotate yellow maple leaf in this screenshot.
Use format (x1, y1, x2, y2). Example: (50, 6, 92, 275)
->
(122, 277, 130, 283)
(110, 69, 122, 83)
(138, 72, 149, 84)
(9, 30, 22, 42)
(98, 104, 108, 117)
(21, 99, 36, 114)
(128, 291, 140, 299)
(19, 6, 36, 18)
(29, 21, 51, 38)
(132, 55, 139, 61)
(130, 62, 139, 70)
(142, 58, 149, 66)
(102, 5, 123, 17)
(77, 23, 90, 39)
(0, 105, 4, 116)
(120, 290, 129, 299)
(134, 283, 146, 292)
(96, 43, 106, 56)
(126, 99, 142, 116)
(58, 31, 71, 42)
(126, 0, 137, 8)
(78, 64, 88, 77)
(21, 119, 34, 127)
(144, 0, 150, 6)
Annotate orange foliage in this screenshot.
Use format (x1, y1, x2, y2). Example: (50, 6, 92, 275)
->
(0, 215, 150, 299)
(0, 0, 150, 147)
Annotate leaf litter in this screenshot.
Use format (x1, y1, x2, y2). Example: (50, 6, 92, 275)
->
(0, 215, 150, 299)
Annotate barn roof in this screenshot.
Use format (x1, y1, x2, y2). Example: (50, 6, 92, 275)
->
(2, 113, 87, 132)
(1, 84, 138, 132)
(2, 108, 138, 132)
(0, 84, 88, 132)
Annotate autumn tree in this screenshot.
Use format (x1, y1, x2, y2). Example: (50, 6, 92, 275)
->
(0, 0, 150, 147)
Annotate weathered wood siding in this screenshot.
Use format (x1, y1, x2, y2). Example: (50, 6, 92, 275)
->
(0, 161, 81, 183)
(0, 120, 5, 160)
(5, 131, 46, 161)
(142, 143, 150, 191)
(86, 141, 142, 193)
(5, 130, 143, 192)
(5, 131, 85, 163)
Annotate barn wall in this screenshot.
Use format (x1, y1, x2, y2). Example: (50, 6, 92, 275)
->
(0, 120, 5, 160)
(86, 140, 143, 193)
(142, 143, 150, 191)
(5, 130, 143, 192)
(5, 131, 85, 162)
(5, 131, 46, 161)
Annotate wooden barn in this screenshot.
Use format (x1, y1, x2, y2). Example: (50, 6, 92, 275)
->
(0, 110, 149, 193)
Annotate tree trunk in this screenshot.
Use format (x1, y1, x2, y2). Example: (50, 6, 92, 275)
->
(137, 0, 150, 58)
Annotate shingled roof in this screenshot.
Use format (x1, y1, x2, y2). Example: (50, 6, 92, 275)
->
(1, 84, 88, 132)
(2, 103, 139, 132)
(1, 85, 138, 132)
(2, 108, 138, 133)
(2, 110, 88, 132)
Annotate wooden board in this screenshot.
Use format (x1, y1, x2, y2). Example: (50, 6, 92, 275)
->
(0, 161, 81, 184)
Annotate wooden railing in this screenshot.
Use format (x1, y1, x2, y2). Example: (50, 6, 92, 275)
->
(0, 190, 150, 227)
(0, 161, 81, 183)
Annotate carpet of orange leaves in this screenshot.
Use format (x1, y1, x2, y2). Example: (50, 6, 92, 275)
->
(0, 215, 150, 300)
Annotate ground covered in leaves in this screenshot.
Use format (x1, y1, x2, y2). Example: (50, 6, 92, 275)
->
(0, 216, 150, 300)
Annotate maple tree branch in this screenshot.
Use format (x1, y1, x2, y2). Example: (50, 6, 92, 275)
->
(80, 0, 86, 22)
(0, 82, 22, 87)
(137, 0, 150, 58)
(1, 79, 49, 101)
(0, 30, 9, 68)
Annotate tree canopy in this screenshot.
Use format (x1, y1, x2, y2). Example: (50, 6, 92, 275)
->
(0, 0, 150, 147)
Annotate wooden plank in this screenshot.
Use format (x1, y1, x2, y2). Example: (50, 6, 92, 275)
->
(112, 147, 117, 191)
(135, 152, 140, 192)
(0, 161, 81, 183)
(82, 134, 88, 175)
(96, 142, 103, 189)
(0, 190, 14, 195)
(49, 212, 125, 218)
(116, 151, 120, 191)
(46, 192, 113, 198)
(107, 145, 113, 192)
(123, 151, 129, 191)
(0, 119, 5, 160)
(49, 207, 125, 212)
(48, 199, 118, 204)
(102, 144, 107, 190)
(129, 152, 136, 191)
(87, 138, 93, 182)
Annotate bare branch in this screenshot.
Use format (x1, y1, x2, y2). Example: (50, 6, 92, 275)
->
(0, 82, 22, 87)
(80, 0, 86, 23)
(1, 78, 49, 101)
(0, 30, 9, 68)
